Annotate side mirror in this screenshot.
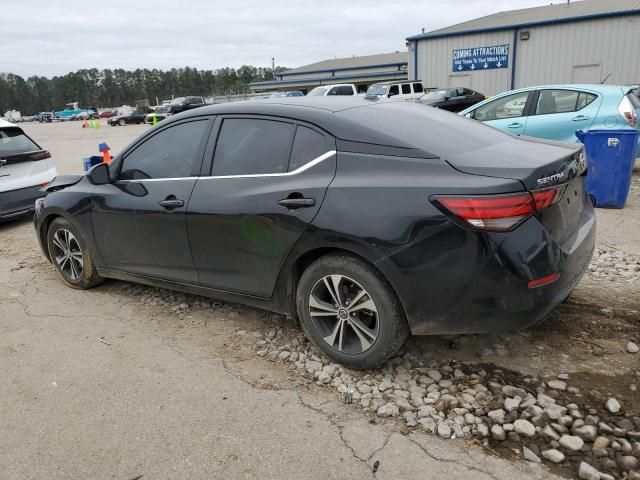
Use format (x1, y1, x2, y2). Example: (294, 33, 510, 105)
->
(464, 112, 473, 118)
(87, 162, 110, 185)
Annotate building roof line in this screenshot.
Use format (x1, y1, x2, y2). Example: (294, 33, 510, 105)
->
(407, 8, 640, 41)
(250, 70, 408, 88)
(279, 61, 407, 77)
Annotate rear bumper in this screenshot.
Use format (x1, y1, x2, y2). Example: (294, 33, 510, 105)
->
(377, 198, 597, 335)
(0, 185, 45, 220)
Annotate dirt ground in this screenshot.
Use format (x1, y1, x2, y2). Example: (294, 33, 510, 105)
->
(1, 121, 638, 479)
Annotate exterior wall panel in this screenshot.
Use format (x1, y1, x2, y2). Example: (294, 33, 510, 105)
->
(515, 16, 640, 86)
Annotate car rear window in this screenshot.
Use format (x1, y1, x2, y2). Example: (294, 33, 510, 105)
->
(626, 92, 640, 109)
(0, 127, 40, 157)
(288, 126, 328, 172)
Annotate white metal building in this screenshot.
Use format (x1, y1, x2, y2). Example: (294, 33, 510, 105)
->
(406, 0, 640, 96)
(249, 52, 408, 93)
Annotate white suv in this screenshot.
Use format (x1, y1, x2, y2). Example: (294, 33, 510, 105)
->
(0, 119, 56, 221)
(366, 81, 425, 100)
(307, 84, 359, 96)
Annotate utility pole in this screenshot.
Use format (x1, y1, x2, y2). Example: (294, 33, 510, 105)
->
(272, 57, 275, 70)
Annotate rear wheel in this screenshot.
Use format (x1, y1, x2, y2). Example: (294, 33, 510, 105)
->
(118, 119, 126, 126)
(296, 253, 409, 369)
(47, 217, 103, 289)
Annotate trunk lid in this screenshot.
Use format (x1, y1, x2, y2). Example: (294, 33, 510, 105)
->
(444, 135, 585, 191)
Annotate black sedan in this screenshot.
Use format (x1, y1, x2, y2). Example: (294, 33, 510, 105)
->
(418, 87, 485, 112)
(34, 98, 595, 369)
(107, 111, 147, 126)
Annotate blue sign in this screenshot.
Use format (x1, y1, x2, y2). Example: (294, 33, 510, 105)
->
(452, 44, 509, 72)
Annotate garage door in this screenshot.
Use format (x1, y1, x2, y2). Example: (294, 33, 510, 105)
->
(572, 64, 602, 83)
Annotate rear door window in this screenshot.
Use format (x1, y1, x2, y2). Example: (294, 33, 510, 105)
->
(534, 90, 584, 115)
(0, 127, 40, 157)
(413, 83, 424, 93)
(401, 84, 411, 94)
(120, 120, 209, 180)
(389, 85, 400, 97)
(212, 118, 294, 176)
(288, 126, 329, 172)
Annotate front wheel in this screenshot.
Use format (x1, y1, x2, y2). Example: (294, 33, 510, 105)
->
(47, 217, 103, 289)
(118, 119, 126, 126)
(296, 253, 409, 369)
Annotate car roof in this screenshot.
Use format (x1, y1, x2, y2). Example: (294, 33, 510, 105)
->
(371, 80, 423, 86)
(167, 97, 514, 158)
(492, 84, 630, 96)
(0, 118, 17, 128)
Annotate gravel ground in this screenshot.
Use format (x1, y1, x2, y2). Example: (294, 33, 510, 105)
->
(2, 121, 639, 479)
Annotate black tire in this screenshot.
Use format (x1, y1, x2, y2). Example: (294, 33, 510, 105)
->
(118, 119, 126, 126)
(47, 217, 103, 289)
(296, 253, 410, 369)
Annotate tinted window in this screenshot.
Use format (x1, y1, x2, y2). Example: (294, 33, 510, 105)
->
(212, 118, 294, 176)
(0, 127, 40, 156)
(288, 126, 328, 172)
(462, 88, 474, 96)
(329, 86, 354, 96)
(534, 90, 581, 115)
(120, 120, 208, 180)
(474, 92, 530, 121)
(577, 92, 597, 110)
(401, 84, 411, 94)
(413, 83, 424, 93)
(389, 85, 400, 97)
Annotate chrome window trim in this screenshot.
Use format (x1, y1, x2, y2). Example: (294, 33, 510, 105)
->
(115, 150, 336, 183)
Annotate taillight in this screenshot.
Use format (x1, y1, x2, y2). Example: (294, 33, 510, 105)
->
(432, 185, 565, 232)
(618, 96, 638, 128)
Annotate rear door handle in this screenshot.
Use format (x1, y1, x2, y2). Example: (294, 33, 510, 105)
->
(159, 197, 185, 208)
(572, 115, 590, 121)
(277, 198, 316, 209)
(507, 123, 523, 129)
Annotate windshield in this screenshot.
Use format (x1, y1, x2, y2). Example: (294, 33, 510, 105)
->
(366, 85, 388, 96)
(307, 87, 328, 96)
(421, 90, 447, 101)
(0, 127, 40, 157)
(170, 97, 186, 105)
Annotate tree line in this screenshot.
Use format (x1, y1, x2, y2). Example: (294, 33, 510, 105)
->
(0, 65, 285, 115)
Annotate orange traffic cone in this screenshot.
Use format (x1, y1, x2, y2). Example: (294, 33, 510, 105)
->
(82, 119, 88, 128)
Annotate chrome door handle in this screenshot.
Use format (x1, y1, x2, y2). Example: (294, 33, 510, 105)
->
(277, 198, 316, 209)
(507, 123, 523, 129)
(159, 197, 184, 208)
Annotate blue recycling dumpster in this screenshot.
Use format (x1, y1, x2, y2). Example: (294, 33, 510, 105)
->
(576, 129, 639, 209)
(83, 155, 103, 172)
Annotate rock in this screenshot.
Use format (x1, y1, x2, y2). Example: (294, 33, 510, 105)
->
(578, 462, 600, 480)
(377, 403, 399, 418)
(618, 456, 640, 471)
(573, 425, 597, 442)
(417, 405, 437, 418)
(514, 419, 536, 437)
(404, 411, 417, 427)
(305, 360, 323, 372)
(559, 435, 584, 451)
(464, 413, 476, 425)
(396, 398, 414, 412)
(605, 397, 621, 414)
(548, 380, 567, 391)
(542, 425, 560, 441)
(558, 373, 570, 380)
(537, 393, 556, 408)
(278, 351, 290, 361)
(488, 409, 506, 424)
(541, 448, 565, 463)
(437, 422, 452, 438)
(491, 424, 506, 441)
(427, 370, 442, 382)
(627, 341, 639, 353)
(476, 423, 489, 438)
(503, 385, 527, 398)
(418, 417, 437, 434)
(418, 375, 434, 386)
(523, 446, 541, 463)
(593, 436, 609, 450)
(545, 404, 568, 420)
(504, 396, 522, 413)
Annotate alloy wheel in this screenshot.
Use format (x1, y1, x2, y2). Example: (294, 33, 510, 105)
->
(308, 274, 379, 354)
(51, 229, 84, 281)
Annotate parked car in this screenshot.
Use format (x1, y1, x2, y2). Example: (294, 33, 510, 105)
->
(145, 106, 170, 124)
(307, 84, 359, 96)
(108, 111, 147, 126)
(366, 81, 425, 100)
(417, 87, 485, 112)
(34, 98, 595, 368)
(269, 91, 304, 98)
(166, 96, 206, 115)
(0, 119, 56, 221)
(459, 84, 640, 145)
(99, 111, 116, 119)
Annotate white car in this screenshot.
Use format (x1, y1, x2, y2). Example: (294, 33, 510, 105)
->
(365, 81, 426, 100)
(307, 84, 360, 96)
(0, 119, 56, 221)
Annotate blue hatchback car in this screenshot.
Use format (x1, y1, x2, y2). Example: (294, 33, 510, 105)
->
(459, 84, 639, 150)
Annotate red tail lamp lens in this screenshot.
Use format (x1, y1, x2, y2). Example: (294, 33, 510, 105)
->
(433, 186, 565, 232)
(528, 272, 561, 288)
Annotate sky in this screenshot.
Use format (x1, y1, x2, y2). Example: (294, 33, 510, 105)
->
(2, 0, 550, 77)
